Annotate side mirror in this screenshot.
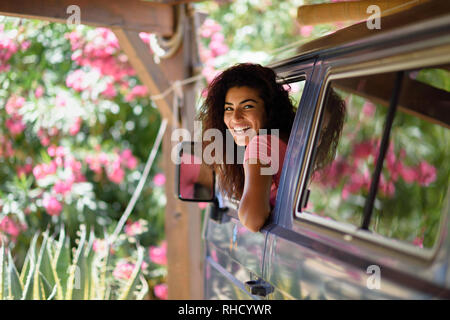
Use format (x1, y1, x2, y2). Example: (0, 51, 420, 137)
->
(175, 141, 215, 202)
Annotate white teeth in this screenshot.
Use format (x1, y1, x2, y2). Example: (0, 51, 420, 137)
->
(233, 127, 250, 133)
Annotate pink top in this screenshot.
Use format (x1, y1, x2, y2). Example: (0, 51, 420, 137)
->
(244, 134, 288, 207)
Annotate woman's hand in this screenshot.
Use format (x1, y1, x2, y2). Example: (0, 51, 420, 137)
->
(238, 160, 273, 232)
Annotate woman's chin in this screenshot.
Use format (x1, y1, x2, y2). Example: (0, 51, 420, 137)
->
(234, 135, 253, 147)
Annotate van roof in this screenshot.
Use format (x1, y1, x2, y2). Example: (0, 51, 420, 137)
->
(270, 0, 450, 68)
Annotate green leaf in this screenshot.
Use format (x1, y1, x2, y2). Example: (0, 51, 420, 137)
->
(0, 244, 5, 300)
(7, 251, 23, 300)
(20, 232, 39, 285)
(66, 225, 87, 300)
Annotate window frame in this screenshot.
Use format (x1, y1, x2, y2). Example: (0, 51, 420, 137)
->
(293, 45, 450, 260)
(218, 74, 308, 221)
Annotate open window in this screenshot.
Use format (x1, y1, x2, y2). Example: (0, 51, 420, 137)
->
(297, 64, 450, 250)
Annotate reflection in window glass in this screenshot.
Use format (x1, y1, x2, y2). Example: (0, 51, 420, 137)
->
(285, 80, 305, 110)
(302, 66, 450, 249)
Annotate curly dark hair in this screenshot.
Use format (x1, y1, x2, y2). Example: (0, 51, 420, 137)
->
(312, 88, 346, 173)
(198, 63, 296, 200)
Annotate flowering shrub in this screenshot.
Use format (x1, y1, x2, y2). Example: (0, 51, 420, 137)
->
(0, 17, 167, 299)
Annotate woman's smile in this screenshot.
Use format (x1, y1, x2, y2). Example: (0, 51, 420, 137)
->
(224, 86, 267, 146)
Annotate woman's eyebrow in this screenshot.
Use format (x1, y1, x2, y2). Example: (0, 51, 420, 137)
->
(224, 98, 258, 106)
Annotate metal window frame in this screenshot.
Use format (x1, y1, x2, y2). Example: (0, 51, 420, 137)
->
(294, 44, 450, 260)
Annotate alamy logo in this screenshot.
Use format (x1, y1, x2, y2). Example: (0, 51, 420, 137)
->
(366, 265, 381, 290)
(367, 5, 381, 30)
(66, 5, 81, 26)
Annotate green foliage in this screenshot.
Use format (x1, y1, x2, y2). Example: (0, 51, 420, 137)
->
(0, 225, 147, 300)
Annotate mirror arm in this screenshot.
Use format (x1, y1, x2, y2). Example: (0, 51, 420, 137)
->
(209, 197, 229, 224)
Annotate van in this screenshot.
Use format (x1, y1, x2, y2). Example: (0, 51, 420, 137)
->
(176, 1, 450, 299)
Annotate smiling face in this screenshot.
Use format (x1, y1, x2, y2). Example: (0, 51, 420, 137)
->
(223, 86, 267, 146)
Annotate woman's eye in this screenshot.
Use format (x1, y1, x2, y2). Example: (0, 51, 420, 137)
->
(224, 106, 233, 111)
(243, 105, 254, 109)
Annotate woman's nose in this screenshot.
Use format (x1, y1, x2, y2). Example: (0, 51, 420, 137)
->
(231, 108, 244, 121)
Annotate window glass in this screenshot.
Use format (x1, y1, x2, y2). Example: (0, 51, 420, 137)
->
(286, 80, 305, 109)
(300, 65, 450, 249)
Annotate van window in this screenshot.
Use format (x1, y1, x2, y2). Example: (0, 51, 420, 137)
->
(298, 65, 450, 249)
(222, 78, 306, 204)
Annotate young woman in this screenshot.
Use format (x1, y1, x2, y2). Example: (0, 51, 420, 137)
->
(198, 63, 345, 232)
(199, 63, 295, 232)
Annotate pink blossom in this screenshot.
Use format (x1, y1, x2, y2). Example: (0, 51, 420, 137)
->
(92, 239, 115, 254)
(209, 40, 228, 57)
(5, 96, 25, 115)
(69, 117, 82, 136)
(413, 237, 423, 248)
(5, 117, 26, 137)
(113, 261, 135, 280)
(416, 161, 437, 186)
(35, 86, 44, 98)
(120, 149, 138, 170)
(124, 220, 145, 237)
(300, 25, 314, 37)
(198, 202, 208, 209)
(66, 69, 88, 92)
(153, 173, 166, 187)
(0, 136, 14, 158)
(154, 284, 168, 300)
(107, 161, 125, 184)
(17, 163, 33, 178)
(43, 195, 63, 216)
(352, 140, 373, 160)
(149, 241, 167, 265)
(101, 82, 117, 98)
(139, 32, 153, 47)
(0, 216, 21, 239)
(362, 101, 376, 117)
(125, 85, 148, 102)
(53, 180, 73, 195)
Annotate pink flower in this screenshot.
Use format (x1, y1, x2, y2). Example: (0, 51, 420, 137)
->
(113, 261, 135, 280)
(154, 283, 168, 300)
(0, 216, 21, 239)
(124, 220, 145, 237)
(120, 149, 138, 170)
(413, 237, 423, 248)
(416, 161, 437, 186)
(17, 163, 33, 178)
(69, 117, 82, 136)
(125, 85, 148, 102)
(300, 25, 313, 37)
(5, 116, 26, 137)
(101, 82, 117, 98)
(35, 86, 44, 98)
(149, 241, 167, 265)
(362, 101, 376, 117)
(352, 140, 373, 160)
(53, 180, 73, 195)
(153, 173, 166, 187)
(66, 69, 88, 92)
(107, 159, 125, 184)
(43, 195, 63, 216)
(92, 239, 115, 254)
(198, 202, 208, 209)
(5, 96, 25, 115)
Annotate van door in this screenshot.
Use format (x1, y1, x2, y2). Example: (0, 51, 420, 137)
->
(203, 58, 316, 300)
